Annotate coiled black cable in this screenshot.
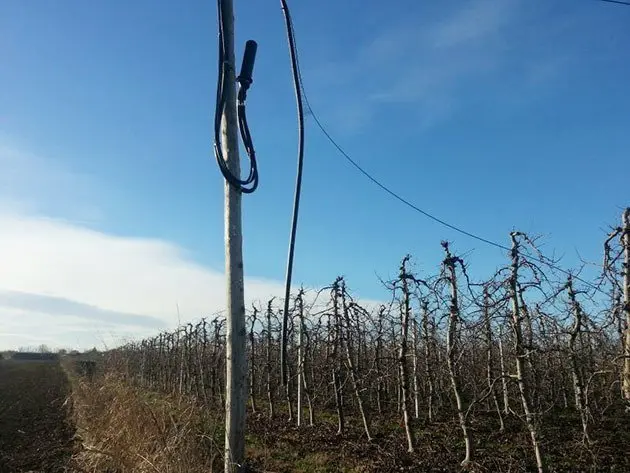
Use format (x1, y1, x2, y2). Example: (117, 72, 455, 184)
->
(214, 0, 259, 194)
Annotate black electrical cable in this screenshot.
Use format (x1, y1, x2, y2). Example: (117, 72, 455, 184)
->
(214, 0, 259, 194)
(301, 91, 607, 294)
(237, 40, 258, 181)
(276, 4, 606, 296)
(273, 0, 610, 352)
(279, 0, 305, 386)
(597, 0, 630, 6)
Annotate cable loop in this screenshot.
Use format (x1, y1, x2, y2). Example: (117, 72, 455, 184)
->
(214, 1, 258, 194)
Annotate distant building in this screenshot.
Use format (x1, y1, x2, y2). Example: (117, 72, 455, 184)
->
(11, 352, 59, 362)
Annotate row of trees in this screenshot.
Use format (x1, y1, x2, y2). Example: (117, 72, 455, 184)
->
(105, 209, 630, 472)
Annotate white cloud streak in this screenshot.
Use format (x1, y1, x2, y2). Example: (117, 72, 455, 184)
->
(428, 0, 515, 49)
(0, 136, 103, 223)
(306, 0, 572, 132)
(0, 211, 288, 350)
(0, 138, 387, 351)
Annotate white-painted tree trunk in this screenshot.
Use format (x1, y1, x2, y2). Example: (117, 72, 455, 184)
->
(566, 277, 590, 444)
(249, 308, 258, 414)
(297, 291, 304, 427)
(266, 300, 275, 419)
(499, 324, 510, 416)
(442, 244, 473, 466)
(399, 257, 415, 453)
(509, 233, 544, 473)
(331, 294, 345, 435)
(412, 318, 420, 419)
(340, 281, 373, 441)
(622, 208, 630, 406)
(484, 290, 504, 432)
(421, 301, 434, 423)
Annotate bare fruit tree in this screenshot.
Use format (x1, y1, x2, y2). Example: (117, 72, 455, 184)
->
(102, 208, 630, 472)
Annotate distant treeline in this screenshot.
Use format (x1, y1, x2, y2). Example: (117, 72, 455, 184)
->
(8, 352, 59, 361)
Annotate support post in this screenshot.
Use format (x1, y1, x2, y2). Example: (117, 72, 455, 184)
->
(219, 0, 247, 471)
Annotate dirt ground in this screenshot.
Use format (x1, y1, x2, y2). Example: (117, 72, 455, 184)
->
(244, 408, 630, 473)
(1, 362, 629, 472)
(0, 361, 77, 473)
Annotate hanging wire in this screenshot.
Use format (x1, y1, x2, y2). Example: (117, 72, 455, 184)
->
(597, 0, 630, 6)
(303, 92, 606, 294)
(279, 0, 306, 386)
(277, 3, 608, 296)
(214, 0, 259, 194)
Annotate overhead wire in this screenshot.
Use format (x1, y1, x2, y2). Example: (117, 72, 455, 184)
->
(597, 0, 630, 6)
(281, 13, 608, 296)
(305, 92, 606, 294)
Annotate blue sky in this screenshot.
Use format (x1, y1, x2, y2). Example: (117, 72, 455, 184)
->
(0, 0, 628, 349)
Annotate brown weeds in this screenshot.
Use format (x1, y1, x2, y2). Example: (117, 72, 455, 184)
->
(69, 373, 223, 473)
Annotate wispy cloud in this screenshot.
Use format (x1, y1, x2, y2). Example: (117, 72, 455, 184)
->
(0, 137, 285, 349)
(428, 0, 515, 49)
(0, 210, 387, 350)
(0, 135, 103, 223)
(0, 137, 386, 350)
(0, 290, 165, 328)
(306, 0, 571, 132)
(0, 211, 289, 350)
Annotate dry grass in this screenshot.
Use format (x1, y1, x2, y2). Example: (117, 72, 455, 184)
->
(66, 368, 630, 472)
(69, 373, 223, 473)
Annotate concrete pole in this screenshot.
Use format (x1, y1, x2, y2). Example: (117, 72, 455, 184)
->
(219, 0, 247, 471)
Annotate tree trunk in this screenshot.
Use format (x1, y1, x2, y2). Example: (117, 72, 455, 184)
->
(622, 208, 630, 406)
(412, 318, 420, 419)
(285, 364, 294, 422)
(249, 308, 258, 414)
(442, 242, 473, 466)
(339, 280, 373, 441)
(333, 367, 344, 435)
(484, 289, 505, 432)
(297, 291, 304, 427)
(499, 322, 511, 418)
(422, 301, 434, 423)
(375, 307, 385, 416)
(331, 292, 345, 435)
(567, 276, 591, 444)
(265, 300, 275, 419)
(509, 233, 544, 473)
(399, 256, 415, 453)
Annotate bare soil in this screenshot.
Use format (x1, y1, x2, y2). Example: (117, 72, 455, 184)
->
(0, 361, 77, 473)
(245, 408, 630, 473)
(1, 364, 629, 472)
